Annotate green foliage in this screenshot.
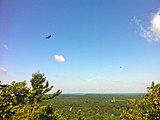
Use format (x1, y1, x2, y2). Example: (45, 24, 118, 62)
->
(66, 110, 86, 120)
(76, 110, 86, 120)
(120, 82, 160, 120)
(1, 72, 159, 120)
(0, 71, 62, 120)
(12, 104, 39, 120)
(47, 94, 138, 120)
(30, 71, 62, 104)
(0, 81, 31, 119)
(36, 104, 65, 120)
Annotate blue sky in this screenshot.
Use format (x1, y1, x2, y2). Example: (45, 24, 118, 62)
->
(0, 0, 160, 93)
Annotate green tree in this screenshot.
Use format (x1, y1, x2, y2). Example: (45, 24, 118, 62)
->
(37, 104, 65, 120)
(76, 110, 86, 120)
(0, 71, 62, 120)
(120, 82, 160, 120)
(0, 81, 31, 119)
(29, 71, 62, 104)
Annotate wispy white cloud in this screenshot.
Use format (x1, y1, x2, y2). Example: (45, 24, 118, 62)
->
(151, 9, 160, 40)
(0, 67, 7, 73)
(54, 55, 65, 63)
(87, 77, 97, 82)
(0, 43, 9, 50)
(134, 9, 160, 42)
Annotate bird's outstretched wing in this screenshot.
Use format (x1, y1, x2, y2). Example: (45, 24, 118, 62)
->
(46, 35, 51, 39)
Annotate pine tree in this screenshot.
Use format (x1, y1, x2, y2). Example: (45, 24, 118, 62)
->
(30, 71, 62, 104)
(0, 71, 62, 119)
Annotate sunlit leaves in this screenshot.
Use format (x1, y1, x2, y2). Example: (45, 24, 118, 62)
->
(120, 82, 160, 120)
(0, 71, 62, 119)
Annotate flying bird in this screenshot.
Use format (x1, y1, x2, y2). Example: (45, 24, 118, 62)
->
(69, 106, 73, 112)
(46, 35, 51, 39)
(69, 104, 73, 112)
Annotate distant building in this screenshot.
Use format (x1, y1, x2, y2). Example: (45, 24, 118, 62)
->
(111, 97, 116, 102)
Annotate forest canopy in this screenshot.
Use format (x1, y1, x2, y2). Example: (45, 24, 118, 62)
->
(0, 72, 159, 120)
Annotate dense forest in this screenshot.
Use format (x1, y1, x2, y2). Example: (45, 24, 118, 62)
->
(0, 72, 160, 120)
